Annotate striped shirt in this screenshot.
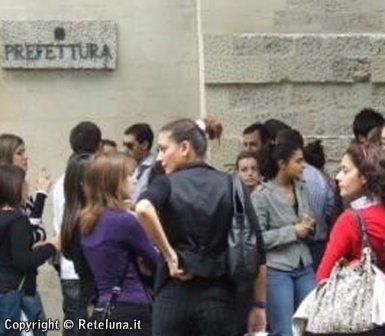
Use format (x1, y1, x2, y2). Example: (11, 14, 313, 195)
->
(303, 164, 335, 241)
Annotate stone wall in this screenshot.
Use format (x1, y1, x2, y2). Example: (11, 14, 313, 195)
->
(203, 1, 385, 170)
(202, 0, 385, 33)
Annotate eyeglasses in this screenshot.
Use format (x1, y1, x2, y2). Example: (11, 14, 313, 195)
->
(123, 142, 137, 150)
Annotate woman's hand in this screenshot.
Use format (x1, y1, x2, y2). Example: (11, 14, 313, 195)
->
(295, 217, 314, 239)
(36, 168, 52, 193)
(248, 307, 267, 333)
(166, 251, 194, 281)
(33, 236, 60, 251)
(136, 257, 153, 277)
(49, 236, 61, 250)
(302, 214, 315, 235)
(295, 222, 310, 239)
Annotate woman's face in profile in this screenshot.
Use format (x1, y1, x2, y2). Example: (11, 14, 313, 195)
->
(280, 149, 305, 179)
(156, 132, 187, 174)
(13, 144, 29, 171)
(336, 154, 366, 200)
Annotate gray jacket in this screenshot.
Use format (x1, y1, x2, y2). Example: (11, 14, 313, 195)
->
(251, 180, 313, 271)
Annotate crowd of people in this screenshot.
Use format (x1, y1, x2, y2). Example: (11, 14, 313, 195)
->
(0, 107, 385, 336)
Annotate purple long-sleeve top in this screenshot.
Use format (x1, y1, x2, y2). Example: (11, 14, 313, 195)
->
(81, 208, 158, 305)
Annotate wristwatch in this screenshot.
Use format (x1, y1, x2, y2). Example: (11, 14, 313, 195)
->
(253, 300, 266, 309)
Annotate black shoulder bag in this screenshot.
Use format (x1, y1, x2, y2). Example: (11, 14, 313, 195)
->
(227, 175, 259, 282)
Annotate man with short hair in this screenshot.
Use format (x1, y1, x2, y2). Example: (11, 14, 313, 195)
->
(242, 123, 269, 154)
(52, 121, 102, 336)
(353, 108, 384, 144)
(123, 123, 155, 202)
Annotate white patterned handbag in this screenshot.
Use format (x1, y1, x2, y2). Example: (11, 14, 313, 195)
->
(294, 209, 385, 334)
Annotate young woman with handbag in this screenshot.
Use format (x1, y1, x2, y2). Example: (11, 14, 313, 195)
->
(0, 165, 59, 336)
(79, 153, 158, 336)
(136, 117, 267, 336)
(308, 142, 385, 335)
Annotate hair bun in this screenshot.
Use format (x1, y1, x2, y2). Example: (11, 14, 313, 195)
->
(203, 116, 223, 140)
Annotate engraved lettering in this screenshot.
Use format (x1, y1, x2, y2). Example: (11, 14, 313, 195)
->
(4, 45, 14, 60)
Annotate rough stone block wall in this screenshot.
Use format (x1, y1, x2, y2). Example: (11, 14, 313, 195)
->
(202, 0, 385, 171)
(275, 0, 385, 33)
(202, 0, 385, 33)
(204, 34, 385, 170)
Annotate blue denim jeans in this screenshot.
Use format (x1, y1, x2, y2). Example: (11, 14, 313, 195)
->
(0, 291, 46, 336)
(22, 293, 46, 336)
(267, 265, 315, 336)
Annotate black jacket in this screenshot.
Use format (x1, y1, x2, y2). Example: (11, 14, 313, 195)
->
(0, 209, 55, 295)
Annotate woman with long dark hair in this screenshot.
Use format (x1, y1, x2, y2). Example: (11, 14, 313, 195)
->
(252, 141, 315, 336)
(60, 153, 95, 336)
(307, 142, 385, 335)
(0, 165, 58, 335)
(0, 133, 51, 242)
(136, 117, 267, 336)
(317, 142, 385, 279)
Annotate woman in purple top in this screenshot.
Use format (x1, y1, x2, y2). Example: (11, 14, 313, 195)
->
(79, 153, 158, 336)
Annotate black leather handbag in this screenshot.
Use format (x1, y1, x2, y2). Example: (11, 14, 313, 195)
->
(227, 175, 259, 282)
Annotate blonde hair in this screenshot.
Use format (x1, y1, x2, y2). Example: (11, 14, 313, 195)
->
(79, 153, 136, 235)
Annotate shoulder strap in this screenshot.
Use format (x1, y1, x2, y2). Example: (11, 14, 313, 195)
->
(17, 276, 26, 291)
(232, 174, 245, 215)
(108, 260, 131, 305)
(351, 209, 370, 250)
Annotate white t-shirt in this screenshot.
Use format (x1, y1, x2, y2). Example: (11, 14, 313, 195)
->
(52, 174, 79, 280)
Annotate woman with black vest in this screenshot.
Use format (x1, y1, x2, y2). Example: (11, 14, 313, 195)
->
(136, 117, 267, 336)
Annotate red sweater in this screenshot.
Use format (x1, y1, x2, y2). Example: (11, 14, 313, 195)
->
(316, 204, 385, 282)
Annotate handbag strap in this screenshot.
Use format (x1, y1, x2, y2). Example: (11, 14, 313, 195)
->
(231, 174, 245, 216)
(106, 261, 130, 308)
(351, 209, 370, 250)
(17, 276, 26, 292)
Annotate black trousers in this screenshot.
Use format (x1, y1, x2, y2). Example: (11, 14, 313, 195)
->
(90, 302, 152, 336)
(153, 278, 238, 336)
